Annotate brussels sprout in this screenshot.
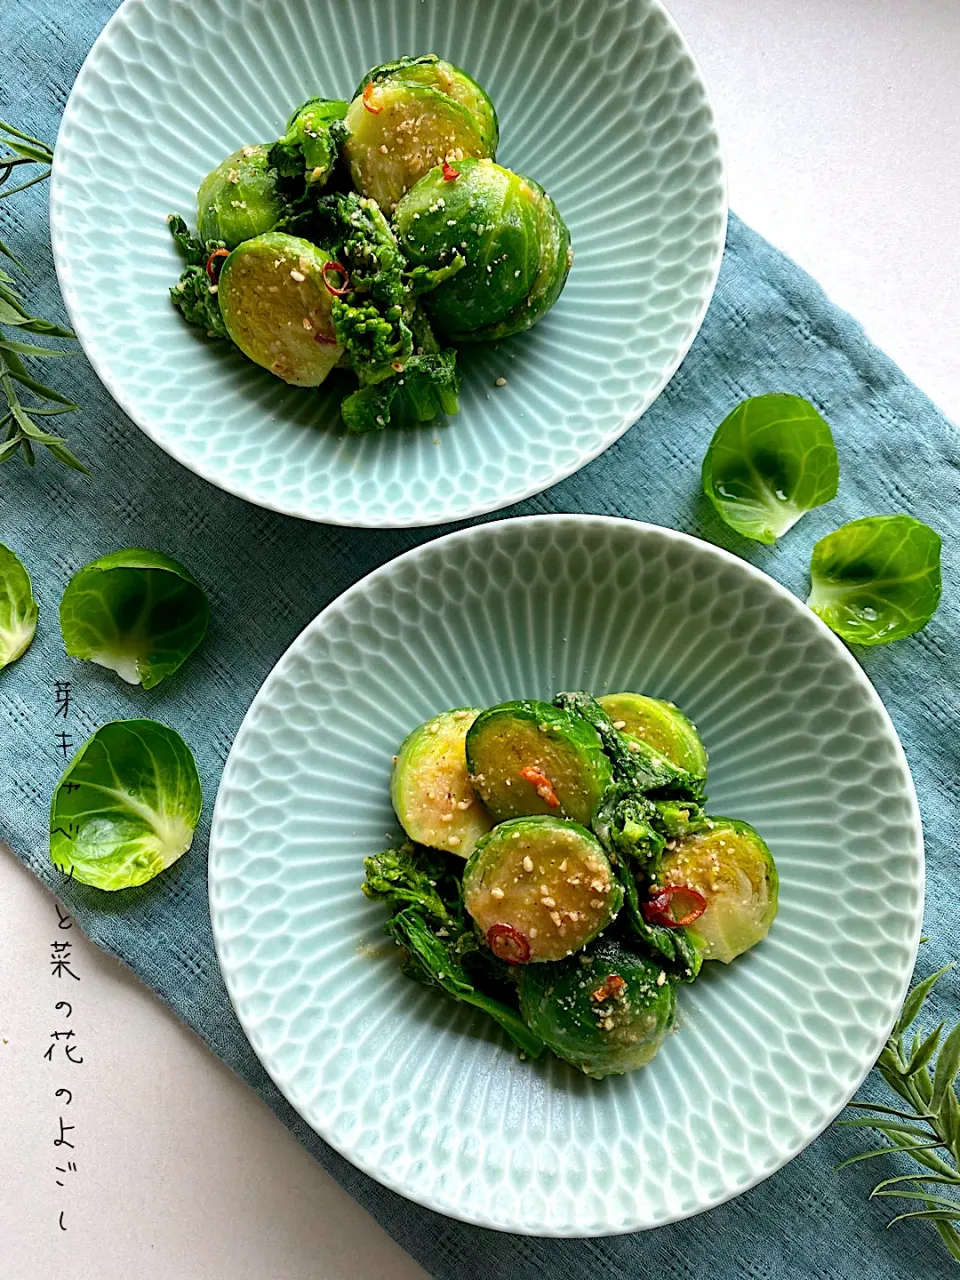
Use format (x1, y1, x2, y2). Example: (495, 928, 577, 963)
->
(701, 394, 840, 544)
(217, 232, 344, 386)
(59, 549, 209, 689)
(270, 97, 348, 188)
(465, 699, 612, 825)
(196, 146, 284, 250)
(656, 817, 778, 963)
(394, 158, 570, 341)
(807, 515, 942, 645)
(391, 708, 493, 858)
(50, 720, 202, 891)
(519, 939, 676, 1078)
(342, 56, 496, 212)
(597, 692, 708, 780)
(0, 542, 38, 670)
(463, 816, 621, 963)
(356, 56, 498, 152)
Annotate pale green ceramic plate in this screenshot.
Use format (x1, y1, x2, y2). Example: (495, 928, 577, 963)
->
(50, 0, 725, 527)
(209, 516, 923, 1235)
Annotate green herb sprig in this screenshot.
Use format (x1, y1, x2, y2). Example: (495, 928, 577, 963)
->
(0, 121, 85, 472)
(838, 962, 960, 1263)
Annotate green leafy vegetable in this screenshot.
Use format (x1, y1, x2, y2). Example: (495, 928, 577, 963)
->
(167, 215, 230, 339)
(701, 394, 839, 544)
(838, 962, 960, 1264)
(270, 98, 349, 189)
(0, 541, 39, 668)
(0, 121, 85, 472)
(808, 515, 942, 645)
(340, 351, 460, 433)
(363, 840, 543, 1057)
(50, 720, 202, 890)
(59, 549, 209, 689)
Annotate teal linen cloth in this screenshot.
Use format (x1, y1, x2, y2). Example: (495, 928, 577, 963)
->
(4, 4, 959, 1276)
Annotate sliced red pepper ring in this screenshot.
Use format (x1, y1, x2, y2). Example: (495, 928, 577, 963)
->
(590, 974, 627, 1003)
(642, 885, 707, 928)
(487, 923, 531, 965)
(313, 330, 338, 345)
(518, 766, 559, 808)
(321, 261, 351, 297)
(362, 82, 383, 114)
(441, 160, 460, 181)
(205, 248, 229, 282)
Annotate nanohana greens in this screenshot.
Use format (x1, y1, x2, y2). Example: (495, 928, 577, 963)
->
(808, 514, 942, 645)
(702, 393, 840, 544)
(168, 53, 570, 434)
(59, 548, 209, 689)
(0, 540, 38, 668)
(50, 719, 202, 891)
(363, 689, 778, 1077)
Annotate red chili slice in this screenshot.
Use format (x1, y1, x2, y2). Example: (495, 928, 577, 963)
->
(313, 331, 338, 345)
(518, 766, 560, 808)
(205, 247, 229, 282)
(487, 924, 530, 965)
(362, 82, 383, 114)
(321, 261, 350, 297)
(642, 885, 707, 928)
(441, 160, 460, 181)
(590, 974, 627, 1003)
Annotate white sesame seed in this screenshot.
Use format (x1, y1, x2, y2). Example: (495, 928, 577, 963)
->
(495, 376, 507, 387)
(290, 269, 305, 282)
(522, 855, 534, 872)
(490, 886, 505, 900)
(656, 971, 666, 986)
(241, 145, 257, 157)
(612, 720, 627, 730)
(448, 836, 460, 847)
(301, 316, 313, 330)
(541, 896, 557, 909)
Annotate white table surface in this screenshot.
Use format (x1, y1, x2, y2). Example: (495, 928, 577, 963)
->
(2, 2, 958, 1277)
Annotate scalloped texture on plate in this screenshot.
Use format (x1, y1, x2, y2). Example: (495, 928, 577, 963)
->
(208, 516, 923, 1234)
(51, 0, 726, 527)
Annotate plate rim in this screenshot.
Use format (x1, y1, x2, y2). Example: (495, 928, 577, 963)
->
(208, 513, 924, 1236)
(49, 0, 729, 529)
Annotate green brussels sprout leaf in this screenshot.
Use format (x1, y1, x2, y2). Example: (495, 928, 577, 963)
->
(0, 541, 39, 669)
(702, 394, 840, 544)
(808, 514, 942, 645)
(50, 720, 202, 891)
(60, 549, 209, 689)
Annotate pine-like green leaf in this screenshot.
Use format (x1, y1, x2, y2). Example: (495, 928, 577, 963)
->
(935, 1220, 960, 1263)
(872, 1174, 960, 1194)
(835, 1141, 943, 1172)
(897, 966, 955, 1036)
(886, 1209, 960, 1227)
(838, 1118, 935, 1140)
(907, 1024, 944, 1077)
(933, 1025, 960, 1114)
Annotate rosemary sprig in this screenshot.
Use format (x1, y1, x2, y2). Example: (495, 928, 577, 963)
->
(0, 120, 86, 472)
(838, 961, 960, 1263)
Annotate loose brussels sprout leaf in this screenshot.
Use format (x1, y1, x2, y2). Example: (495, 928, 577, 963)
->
(0, 541, 39, 669)
(395, 159, 544, 339)
(391, 708, 492, 857)
(218, 232, 344, 386)
(343, 77, 490, 213)
(807, 514, 942, 645)
(270, 98, 349, 188)
(463, 816, 621, 963)
(50, 720, 202, 891)
(59, 549, 209, 690)
(701, 394, 840, 544)
(519, 939, 676, 1078)
(466, 699, 612, 825)
(657, 817, 778, 963)
(197, 145, 284, 250)
(598, 692, 708, 779)
(356, 56, 499, 153)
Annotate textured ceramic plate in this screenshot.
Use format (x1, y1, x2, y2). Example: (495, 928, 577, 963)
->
(51, 0, 725, 527)
(209, 516, 923, 1235)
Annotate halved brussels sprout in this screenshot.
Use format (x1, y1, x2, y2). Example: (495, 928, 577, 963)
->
(342, 58, 495, 212)
(598, 692, 708, 780)
(393, 158, 569, 341)
(463, 816, 621, 963)
(656, 817, 778, 963)
(390, 708, 492, 858)
(197, 145, 284, 250)
(465, 699, 612, 825)
(217, 232, 344, 386)
(270, 97, 349, 188)
(356, 56, 498, 152)
(519, 939, 676, 1077)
